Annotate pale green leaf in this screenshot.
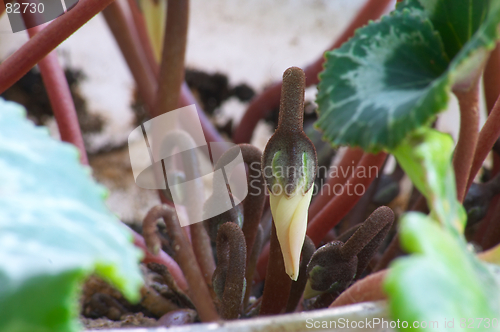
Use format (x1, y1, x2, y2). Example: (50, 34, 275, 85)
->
(385, 213, 500, 331)
(392, 128, 466, 234)
(0, 99, 143, 332)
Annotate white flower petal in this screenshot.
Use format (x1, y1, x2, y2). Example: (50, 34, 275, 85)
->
(269, 188, 314, 280)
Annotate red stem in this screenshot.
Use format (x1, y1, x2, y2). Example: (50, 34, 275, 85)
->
(329, 246, 500, 308)
(0, 0, 115, 94)
(106, 0, 223, 144)
(309, 147, 364, 220)
(485, 43, 500, 176)
(126, 0, 158, 77)
(154, 0, 189, 116)
(25, 24, 88, 164)
(142, 205, 219, 322)
(329, 270, 388, 308)
(473, 45, 500, 245)
(189, 223, 216, 289)
(285, 236, 315, 313)
(307, 152, 388, 245)
(132, 229, 188, 291)
(102, 1, 157, 112)
(259, 224, 292, 316)
(484, 43, 500, 116)
(212, 143, 265, 260)
(154, 0, 216, 288)
(453, 81, 480, 203)
(0, 1, 5, 17)
(243, 225, 263, 307)
(467, 44, 500, 192)
(466, 95, 500, 192)
(232, 0, 393, 144)
(0, 1, 14, 22)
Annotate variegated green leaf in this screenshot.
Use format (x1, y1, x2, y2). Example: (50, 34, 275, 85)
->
(398, 0, 500, 87)
(316, 0, 500, 152)
(316, 10, 450, 152)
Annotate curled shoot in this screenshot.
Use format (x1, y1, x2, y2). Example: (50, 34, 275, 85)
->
(142, 205, 219, 322)
(305, 206, 394, 299)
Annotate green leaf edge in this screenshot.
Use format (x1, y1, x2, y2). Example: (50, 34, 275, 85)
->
(0, 99, 143, 332)
(315, 9, 451, 153)
(315, 0, 500, 153)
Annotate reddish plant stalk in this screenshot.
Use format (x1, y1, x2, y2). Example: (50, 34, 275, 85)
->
(102, 1, 157, 112)
(329, 245, 500, 308)
(453, 81, 480, 203)
(147, 262, 194, 310)
(307, 152, 388, 245)
(189, 223, 216, 289)
(123, 0, 223, 143)
(484, 43, 500, 176)
(484, 43, 500, 116)
(107, 1, 216, 290)
(103, 1, 223, 145)
(259, 224, 292, 316)
(142, 205, 219, 322)
(1, 1, 15, 19)
(0, 0, 116, 93)
(0, 1, 6, 17)
(329, 270, 388, 308)
(467, 95, 500, 192)
(285, 236, 315, 313)
(25, 24, 88, 164)
(243, 225, 263, 308)
(126, 0, 158, 77)
(105, 0, 220, 279)
(213, 144, 265, 259)
(154, 0, 189, 116)
(132, 229, 188, 291)
(232, 0, 393, 144)
(309, 147, 364, 220)
(161, 131, 216, 289)
(467, 46, 500, 192)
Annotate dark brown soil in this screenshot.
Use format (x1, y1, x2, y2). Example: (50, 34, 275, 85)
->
(81, 264, 199, 330)
(0, 68, 105, 143)
(132, 68, 256, 137)
(185, 68, 255, 115)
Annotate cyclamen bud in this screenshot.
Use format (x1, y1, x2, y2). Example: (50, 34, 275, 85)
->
(261, 67, 318, 280)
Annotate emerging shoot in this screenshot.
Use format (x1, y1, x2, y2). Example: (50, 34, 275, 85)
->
(262, 67, 317, 280)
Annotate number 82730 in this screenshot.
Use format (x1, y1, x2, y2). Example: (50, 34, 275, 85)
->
(460, 318, 499, 329)
(5, 2, 45, 14)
